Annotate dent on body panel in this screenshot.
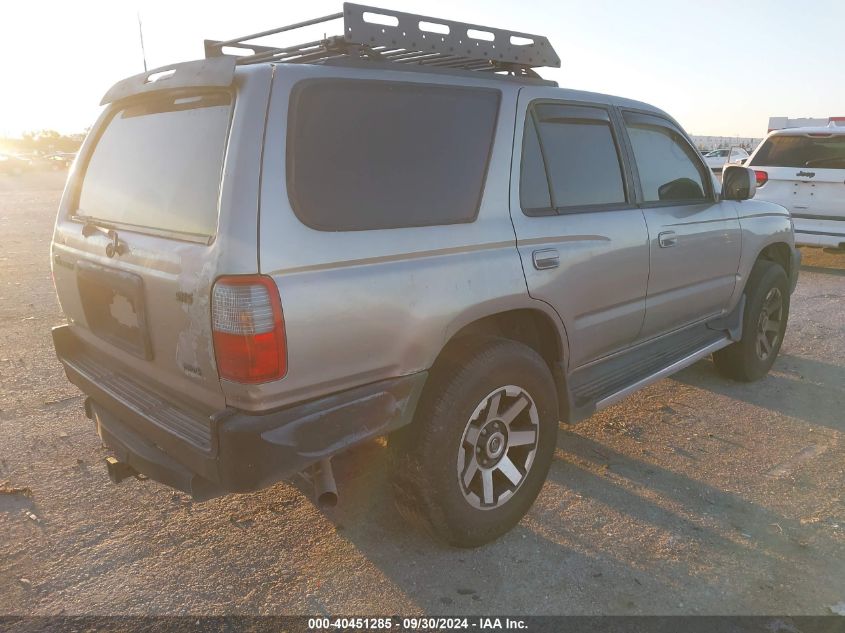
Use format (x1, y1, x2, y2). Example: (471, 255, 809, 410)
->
(174, 249, 217, 381)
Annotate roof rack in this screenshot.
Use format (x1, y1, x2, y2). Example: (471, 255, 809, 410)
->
(204, 3, 561, 78)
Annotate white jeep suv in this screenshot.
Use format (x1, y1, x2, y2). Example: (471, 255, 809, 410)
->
(748, 125, 845, 249)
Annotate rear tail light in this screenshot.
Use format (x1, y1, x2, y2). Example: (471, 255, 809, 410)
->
(211, 275, 287, 383)
(754, 170, 768, 187)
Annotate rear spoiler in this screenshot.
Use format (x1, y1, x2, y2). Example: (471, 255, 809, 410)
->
(100, 57, 236, 106)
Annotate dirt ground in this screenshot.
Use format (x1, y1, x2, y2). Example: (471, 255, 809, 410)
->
(0, 172, 843, 616)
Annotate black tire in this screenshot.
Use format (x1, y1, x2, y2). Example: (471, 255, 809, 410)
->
(391, 336, 559, 547)
(713, 260, 790, 382)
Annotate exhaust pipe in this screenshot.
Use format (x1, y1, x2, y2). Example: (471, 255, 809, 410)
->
(313, 458, 338, 508)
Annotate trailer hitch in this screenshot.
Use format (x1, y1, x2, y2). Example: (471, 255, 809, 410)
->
(105, 456, 138, 484)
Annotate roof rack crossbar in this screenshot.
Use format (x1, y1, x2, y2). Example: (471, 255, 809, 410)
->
(242, 40, 326, 64)
(204, 3, 560, 78)
(207, 12, 343, 51)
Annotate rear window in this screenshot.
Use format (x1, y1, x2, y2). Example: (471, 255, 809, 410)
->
(287, 80, 500, 231)
(525, 103, 627, 213)
(77, 92, 232, 238)
(750, 134, 845, 169)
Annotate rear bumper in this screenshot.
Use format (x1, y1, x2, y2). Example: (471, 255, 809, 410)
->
(792, 217, 845, 249)
(52, 325, 427, 500)
(794, 229, 845, 249)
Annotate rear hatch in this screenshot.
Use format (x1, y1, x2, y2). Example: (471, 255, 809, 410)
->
(52, 89, 238, 414)
(750, 132, 845, 229)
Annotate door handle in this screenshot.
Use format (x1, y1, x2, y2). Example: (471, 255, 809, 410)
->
(658, 231, 678, 248)
(532, 248, 559, 270)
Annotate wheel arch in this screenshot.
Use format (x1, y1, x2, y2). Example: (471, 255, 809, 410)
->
(432, 306, 572, 422)
(755, 242, 792, 278)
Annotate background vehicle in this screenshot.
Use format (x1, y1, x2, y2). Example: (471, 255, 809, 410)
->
(27, 152, 75, 171)
(703, 146, 749, 172)
(44, 152, 76, 170)
(0, 152, 29, 175)
(748, 125, 845, 249)
(768, 115, 845, 133)
(50, 3, 800, 547)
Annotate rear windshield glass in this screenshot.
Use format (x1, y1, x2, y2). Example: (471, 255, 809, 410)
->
(287, 80, 500, 231)
(77, 92, 232, 237)
(750, 134, 845, 169)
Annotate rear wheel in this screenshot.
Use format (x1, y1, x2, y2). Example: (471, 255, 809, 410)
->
(713, 260, 789, 382)
(392, 337, 558, 547)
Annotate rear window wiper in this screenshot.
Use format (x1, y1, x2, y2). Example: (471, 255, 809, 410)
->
(76, 215, 128, 257)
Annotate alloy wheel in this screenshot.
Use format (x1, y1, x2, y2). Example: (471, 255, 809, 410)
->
(456, 385, 539, 510)
(755, 287, 783, 361)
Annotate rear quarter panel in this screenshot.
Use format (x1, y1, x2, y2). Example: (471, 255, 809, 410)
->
(233, 65, 549, 411)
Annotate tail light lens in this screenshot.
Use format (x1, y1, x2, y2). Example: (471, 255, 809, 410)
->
(211, 275, 287, 383)
(754, 170, 768, 187)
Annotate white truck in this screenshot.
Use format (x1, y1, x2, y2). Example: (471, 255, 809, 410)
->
(768, 116, 845, 133)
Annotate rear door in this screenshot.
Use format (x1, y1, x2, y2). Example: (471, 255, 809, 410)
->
(750, 132, 845, 240)
(510, 90, 650, 368)
(51, 81, 266, 413)
(620, 110, 741, 340)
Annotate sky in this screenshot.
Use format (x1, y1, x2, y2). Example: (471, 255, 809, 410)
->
(1, 0, 843, 138)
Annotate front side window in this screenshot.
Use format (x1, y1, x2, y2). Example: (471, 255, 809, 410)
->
(624, 112, 709, 204)
(520, 103, 626, 214)
(287, 80, 500, 231)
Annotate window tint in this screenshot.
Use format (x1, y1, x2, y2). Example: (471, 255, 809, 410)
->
(531, 104, 626, 209)
(78, 92, 231, 237)
(624, 113, 708, 203)
(520, 116, 552, 213)
(750, 135, 845, 169)
(287, 80, 500, 231)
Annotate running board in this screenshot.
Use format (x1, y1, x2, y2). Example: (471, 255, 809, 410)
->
(594, 337, 731, 411)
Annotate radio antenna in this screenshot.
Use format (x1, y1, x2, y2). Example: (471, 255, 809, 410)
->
(137, 12, 148, 72)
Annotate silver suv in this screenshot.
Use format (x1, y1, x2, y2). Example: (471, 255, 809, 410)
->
(51, 4, 800, 546)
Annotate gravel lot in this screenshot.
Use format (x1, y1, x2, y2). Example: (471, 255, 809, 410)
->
(0, 172, 843, 616)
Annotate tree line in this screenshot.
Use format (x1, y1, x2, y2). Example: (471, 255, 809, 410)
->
(1, 130, 87, 156)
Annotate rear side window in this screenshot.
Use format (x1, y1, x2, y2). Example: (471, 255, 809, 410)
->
(623, 112, 709, 204)
(520, 117, 552, 213)
(750, 135, 845, 169)
(78, 92, 231, 238)
(287, 80, 500, 231)
(520, 103, 626, 215)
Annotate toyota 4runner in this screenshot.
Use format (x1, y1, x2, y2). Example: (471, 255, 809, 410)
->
(51, 3, 800, 546)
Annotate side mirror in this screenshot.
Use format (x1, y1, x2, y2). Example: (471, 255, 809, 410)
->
(721, 165, 757, 201)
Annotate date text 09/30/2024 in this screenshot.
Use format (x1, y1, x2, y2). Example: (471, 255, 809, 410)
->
(308, 617, 528, 630)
